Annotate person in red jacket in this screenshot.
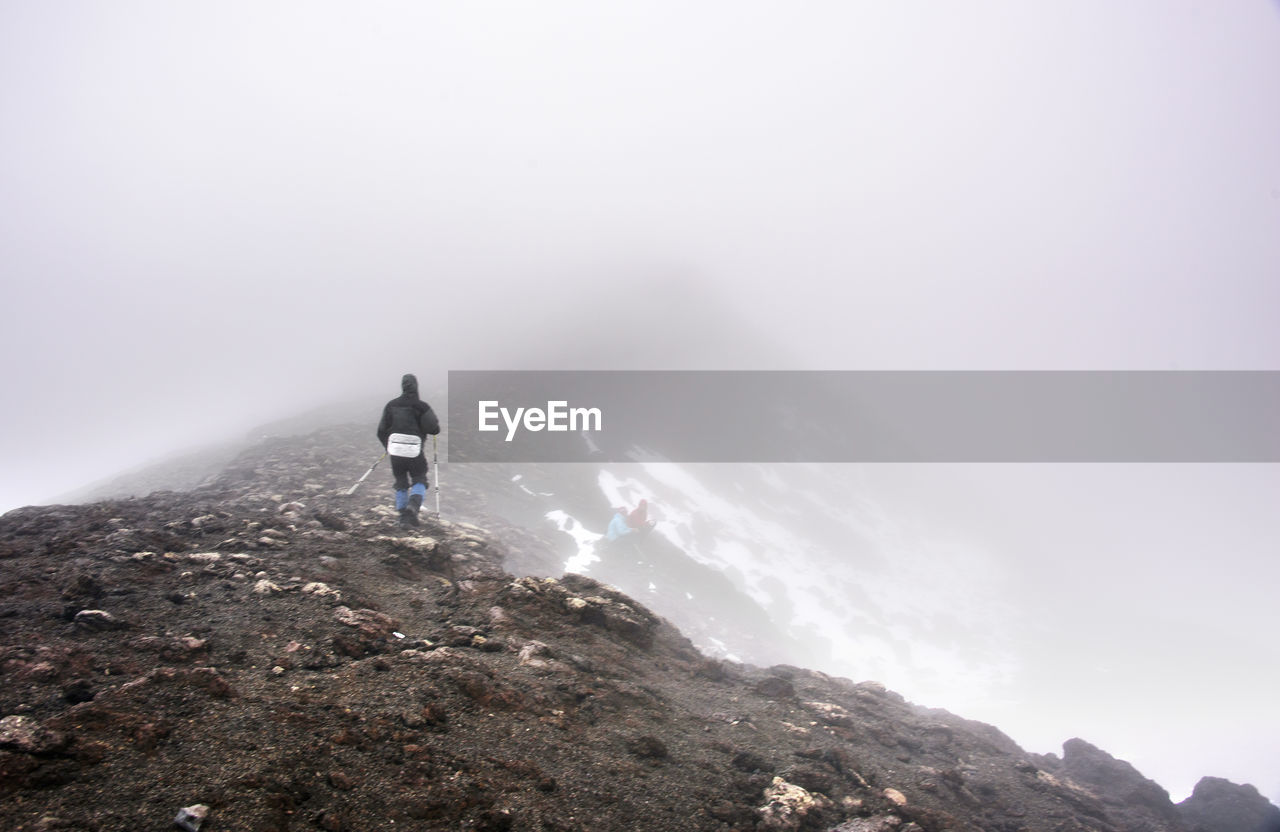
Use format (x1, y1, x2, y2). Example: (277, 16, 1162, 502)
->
(605, 499, 656, 543)
(626, 499, 649, 530)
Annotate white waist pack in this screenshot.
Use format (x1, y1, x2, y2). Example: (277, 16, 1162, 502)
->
(387, 433, 423, 458)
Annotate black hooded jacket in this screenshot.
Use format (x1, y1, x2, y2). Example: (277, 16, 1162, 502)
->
(377, 374, 441, 448)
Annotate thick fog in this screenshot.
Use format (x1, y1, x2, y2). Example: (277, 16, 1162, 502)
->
(3, 1, 1279, 804)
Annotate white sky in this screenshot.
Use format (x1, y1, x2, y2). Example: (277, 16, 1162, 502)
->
(2, 0, 1278, 805)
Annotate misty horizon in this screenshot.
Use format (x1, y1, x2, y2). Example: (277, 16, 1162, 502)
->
(3, 0, 1278, 809)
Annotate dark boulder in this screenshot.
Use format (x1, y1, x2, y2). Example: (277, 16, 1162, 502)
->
(1179, 777, 1280, 832)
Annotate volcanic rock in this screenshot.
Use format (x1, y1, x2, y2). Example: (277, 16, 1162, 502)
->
(72, 610, 127, 631)
(1180, 777, 1280, 832)
(0, 715, 67, 754)
(0, 423, 1273, 831)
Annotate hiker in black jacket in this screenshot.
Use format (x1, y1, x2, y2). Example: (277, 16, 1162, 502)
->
(376, 374, 441, 526)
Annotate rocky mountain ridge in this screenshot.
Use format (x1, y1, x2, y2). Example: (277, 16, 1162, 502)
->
(1, 425, 1276, 832)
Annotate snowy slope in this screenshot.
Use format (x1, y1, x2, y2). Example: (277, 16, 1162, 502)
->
(475, 461, 1020, 717)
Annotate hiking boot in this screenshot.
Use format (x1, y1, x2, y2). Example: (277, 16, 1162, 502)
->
(399, 508, 418, 528)
(408, 493, 423, 516)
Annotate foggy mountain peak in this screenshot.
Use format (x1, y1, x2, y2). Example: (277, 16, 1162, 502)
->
(2, 4, 1278, 823)
(1, 423, 1276, 831)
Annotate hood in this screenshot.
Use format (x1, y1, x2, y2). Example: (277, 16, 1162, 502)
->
(401, 374, 419, 398)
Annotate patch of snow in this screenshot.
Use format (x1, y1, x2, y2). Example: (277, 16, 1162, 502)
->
(597, 468, 655, 512)
(608, 461, 1019, 712)
(546, 509, 602, 575)
(703, 636, 742, 663)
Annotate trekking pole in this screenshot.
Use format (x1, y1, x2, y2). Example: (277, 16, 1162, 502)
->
(432, 435, 441, 516)
(346, 452, 386, 495)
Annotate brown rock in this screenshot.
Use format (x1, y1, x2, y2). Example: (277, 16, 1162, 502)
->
(334, 606, 399, 640)
(184, 668, 236, 699)
(73, 609, 128, 631)
(327, 770, 355, 791)
(628, 735, 669, 760)
(755, 676, 796, 700)
(0, 715, 68, 754)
